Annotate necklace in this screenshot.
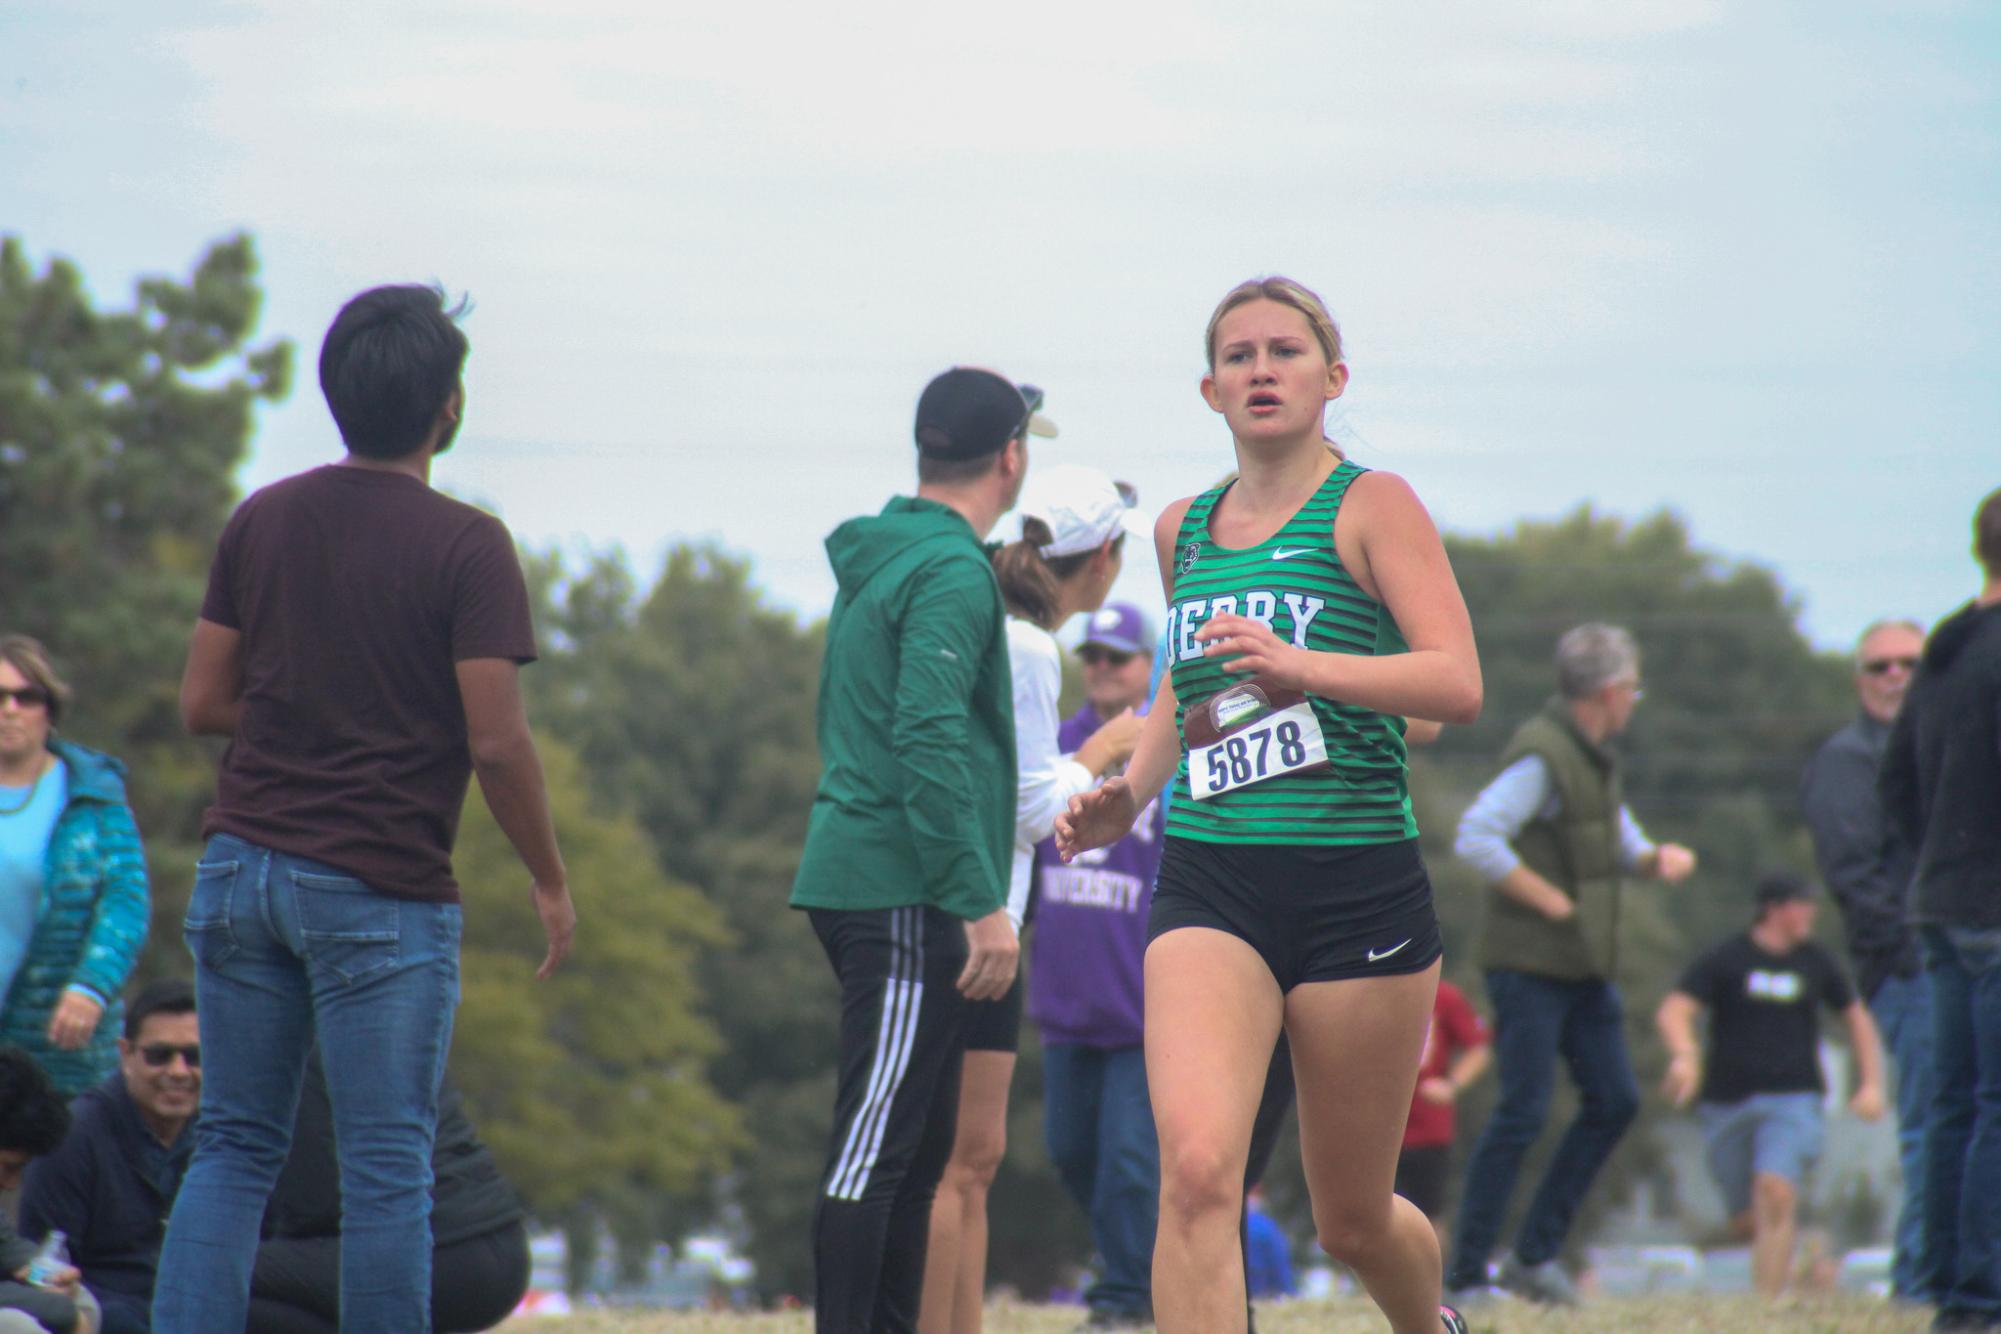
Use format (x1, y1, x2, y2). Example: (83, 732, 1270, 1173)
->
(0, 754, 49, 816)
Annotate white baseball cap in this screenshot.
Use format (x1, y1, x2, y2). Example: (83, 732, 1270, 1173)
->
(1018, 464, 1151, 558)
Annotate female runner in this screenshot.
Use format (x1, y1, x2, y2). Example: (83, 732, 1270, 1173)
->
(921, 463, 1145, 1334)
(1057, 277, 1481, 1334)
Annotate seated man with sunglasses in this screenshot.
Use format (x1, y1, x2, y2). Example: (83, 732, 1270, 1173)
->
(21, 980, 201, 1334)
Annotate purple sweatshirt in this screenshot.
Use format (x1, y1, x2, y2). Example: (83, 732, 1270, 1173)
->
(1027, 705, 1166, 1049)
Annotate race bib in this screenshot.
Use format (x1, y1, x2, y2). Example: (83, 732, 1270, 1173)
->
(1185, 680, 1330, 800)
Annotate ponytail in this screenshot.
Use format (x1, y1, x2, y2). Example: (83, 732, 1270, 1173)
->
(991, 517, 1106, 629)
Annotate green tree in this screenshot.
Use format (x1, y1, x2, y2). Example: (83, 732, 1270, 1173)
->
(449, 732, 741, 1219)
(0, 233, 292, 969)
(525, 545, 835, 1298)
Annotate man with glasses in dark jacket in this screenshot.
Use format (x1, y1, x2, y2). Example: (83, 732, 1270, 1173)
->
(21, 979, 200, 1334)
(1802, 617, 1931, 1303)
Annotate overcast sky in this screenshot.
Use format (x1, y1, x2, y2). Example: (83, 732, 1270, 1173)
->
(7, 1, 1996, 650)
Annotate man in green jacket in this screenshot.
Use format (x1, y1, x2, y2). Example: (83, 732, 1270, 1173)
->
(1443, 623, 1696, 1308)
(792, 367, 1039, 1334)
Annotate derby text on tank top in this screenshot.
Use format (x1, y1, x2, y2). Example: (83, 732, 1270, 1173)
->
(1164, 459, 1416, 845)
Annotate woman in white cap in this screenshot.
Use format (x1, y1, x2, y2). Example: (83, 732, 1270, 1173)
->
(920, 463, 1148, 1334)
(1058, 276, 1482, 1334)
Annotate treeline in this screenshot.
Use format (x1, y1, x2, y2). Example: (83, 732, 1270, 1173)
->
(2, 234, 1861, 1299)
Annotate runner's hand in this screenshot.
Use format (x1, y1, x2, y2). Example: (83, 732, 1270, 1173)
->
(1195, 614, 1312, 690)
(532, 880, 576, 980)
(958, 909, 1018, 1001)
(1055, 779, 1140, 860)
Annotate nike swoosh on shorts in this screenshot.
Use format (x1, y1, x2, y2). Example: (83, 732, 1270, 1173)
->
(1367, 939, 1412, 962)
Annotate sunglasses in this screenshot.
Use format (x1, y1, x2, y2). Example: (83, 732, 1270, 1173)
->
(1860, 657, 1918, 677)
(1078, 646, 1136, 667)
(0, 687, 49, 710)
(1013, 382, 1045, 439)
(138, 1043, 201, 1068)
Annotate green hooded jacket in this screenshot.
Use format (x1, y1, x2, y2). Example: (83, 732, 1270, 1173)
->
(790, 496, 1015, 920)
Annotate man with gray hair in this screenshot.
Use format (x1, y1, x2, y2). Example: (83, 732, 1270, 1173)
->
(1801, 617, 1931, 1303)
(1444, 623, 1697, 1307)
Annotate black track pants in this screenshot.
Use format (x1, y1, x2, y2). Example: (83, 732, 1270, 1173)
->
(808, 905, 971, 1334)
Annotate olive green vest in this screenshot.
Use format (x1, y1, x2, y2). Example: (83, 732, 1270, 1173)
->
(1477, 697, 1625, 981)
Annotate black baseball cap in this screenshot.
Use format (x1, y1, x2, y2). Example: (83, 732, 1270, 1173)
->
(914, 368, 1057, 461)
(1754, 870, 1819, 909)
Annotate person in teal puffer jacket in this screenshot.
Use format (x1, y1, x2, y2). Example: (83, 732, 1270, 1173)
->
(0, 634, 151, 1097)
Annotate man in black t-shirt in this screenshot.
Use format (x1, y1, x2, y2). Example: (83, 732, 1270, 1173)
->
(1656, 871, 1884, 1299)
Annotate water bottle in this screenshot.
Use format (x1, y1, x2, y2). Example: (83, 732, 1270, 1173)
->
(25, 1229, 68, 1288)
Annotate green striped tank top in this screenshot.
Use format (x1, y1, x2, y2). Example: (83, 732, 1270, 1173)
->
(1164, 459, 1417, 845)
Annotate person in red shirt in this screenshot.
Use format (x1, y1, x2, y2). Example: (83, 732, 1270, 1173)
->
(1398, 980, 1492, 1250)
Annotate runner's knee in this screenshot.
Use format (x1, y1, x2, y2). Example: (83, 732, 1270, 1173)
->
(1312, 1194, 1396, 1266)
(1158, 1139, 1243, 1223)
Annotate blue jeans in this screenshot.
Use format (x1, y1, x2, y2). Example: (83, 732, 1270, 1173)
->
(1042, 1043, 1159, 1318)
(153, 835, 462, 1333)
(1868, 969, 1935, 1301)
(1445, 970, 1639, 1288)
(1919, 926, 2001, 1322)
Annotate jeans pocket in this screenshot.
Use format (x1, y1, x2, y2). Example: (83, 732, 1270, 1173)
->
(184, 858, 240, 969)
(289, 870, 401, 986)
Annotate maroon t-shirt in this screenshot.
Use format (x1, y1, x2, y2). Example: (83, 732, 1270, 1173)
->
(198, 465, 537, 902)
(1404, 980, 1491, 1149)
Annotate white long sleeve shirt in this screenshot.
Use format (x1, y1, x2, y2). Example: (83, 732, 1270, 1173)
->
(1007, 618, 1095, 929)
(1453, 754, 1655, 884)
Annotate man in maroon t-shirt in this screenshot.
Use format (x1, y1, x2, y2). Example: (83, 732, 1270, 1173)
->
(156, 284, 575, 1334)
(1397, 979, 1492, 1248)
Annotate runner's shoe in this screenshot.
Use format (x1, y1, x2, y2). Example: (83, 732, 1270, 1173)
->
(1440, 1303, 1471, 1333)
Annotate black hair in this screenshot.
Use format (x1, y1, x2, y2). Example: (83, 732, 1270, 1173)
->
(1753, 869, 1815, 922)
(124, 976, 197, 1040)
(0, 1047, 70, 1156)
(318, 284, 470, 460)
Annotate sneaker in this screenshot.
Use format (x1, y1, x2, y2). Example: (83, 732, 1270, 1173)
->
(1496, 1253, 1578, 1306)
(1440, 1303, 1471, 1333)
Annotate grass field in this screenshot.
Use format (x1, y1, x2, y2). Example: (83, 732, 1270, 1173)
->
(502, 1293, 1934, 1332)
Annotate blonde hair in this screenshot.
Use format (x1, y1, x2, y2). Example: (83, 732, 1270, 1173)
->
(1204, 276, 1343, 370)
(0, 634, 72, 723)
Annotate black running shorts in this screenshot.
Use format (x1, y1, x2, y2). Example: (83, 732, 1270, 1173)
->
(1147, 836, 1441, 992)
